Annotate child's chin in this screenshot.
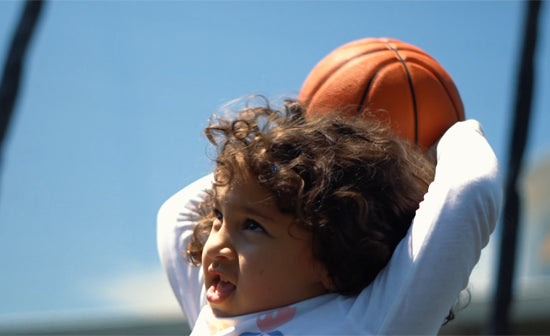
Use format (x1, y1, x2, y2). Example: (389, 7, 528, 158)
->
(210, 302, 267, 318)
(210, 305, 239, 318)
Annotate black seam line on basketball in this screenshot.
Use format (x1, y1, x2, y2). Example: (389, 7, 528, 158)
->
(354, 60, 401, 119)
(386, 49, 462, 119)
(408, 60, 462, 121)
(382, 41, 418, 145)
(309, 48, 393, 99)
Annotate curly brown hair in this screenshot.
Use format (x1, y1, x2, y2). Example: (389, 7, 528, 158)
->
(187, 98, 435, 296)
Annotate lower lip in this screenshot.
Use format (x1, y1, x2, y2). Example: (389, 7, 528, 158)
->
(206, 278, 236, 304)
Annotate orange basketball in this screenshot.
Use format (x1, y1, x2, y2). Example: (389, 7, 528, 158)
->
(298, 37, 465, 148)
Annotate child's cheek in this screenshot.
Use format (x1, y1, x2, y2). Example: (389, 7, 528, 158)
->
(241, 252, 270, 285)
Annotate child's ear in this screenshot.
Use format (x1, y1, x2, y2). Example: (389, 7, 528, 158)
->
(319, 267, 336, 292)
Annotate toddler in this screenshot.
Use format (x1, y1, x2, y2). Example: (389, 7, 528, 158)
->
(158, 99, 501, 335)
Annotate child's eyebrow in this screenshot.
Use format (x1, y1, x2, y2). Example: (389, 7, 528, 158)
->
(242, 205, 273, 223)
(213, 197, 222, 210)
(214, 191, 278, 224)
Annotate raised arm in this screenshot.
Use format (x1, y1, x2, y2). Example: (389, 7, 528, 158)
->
(352, 120, 502, 334)
(157, 173, 213, 327)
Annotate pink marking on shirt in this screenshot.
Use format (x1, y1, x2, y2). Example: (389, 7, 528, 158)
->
(256, 307, 297, 332)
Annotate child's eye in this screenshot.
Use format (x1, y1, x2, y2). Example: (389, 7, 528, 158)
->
(244, 219, 266, 233)
(214, 209, 223, 221)
(212, 209, 223, 228)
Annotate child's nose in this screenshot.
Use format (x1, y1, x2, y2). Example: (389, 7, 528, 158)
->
(204, 224, 236, 261)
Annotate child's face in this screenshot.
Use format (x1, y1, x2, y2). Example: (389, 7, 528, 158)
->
(202, 173, 328, 317)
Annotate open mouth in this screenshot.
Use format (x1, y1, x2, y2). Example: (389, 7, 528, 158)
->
(206, 275, 236, 304)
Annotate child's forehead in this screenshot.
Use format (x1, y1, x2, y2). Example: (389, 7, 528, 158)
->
(213, 178, 273, 205)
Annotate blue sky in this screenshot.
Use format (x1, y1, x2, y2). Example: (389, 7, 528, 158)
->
(0, 0, 549, 321)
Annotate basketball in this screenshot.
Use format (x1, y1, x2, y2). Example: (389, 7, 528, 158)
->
(298, 37, 465, 148)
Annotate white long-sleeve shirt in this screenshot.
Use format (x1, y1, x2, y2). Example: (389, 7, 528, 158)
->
(157, 120, 502, 335)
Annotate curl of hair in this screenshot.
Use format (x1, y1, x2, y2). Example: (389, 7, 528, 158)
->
(187, 97, 435, 296)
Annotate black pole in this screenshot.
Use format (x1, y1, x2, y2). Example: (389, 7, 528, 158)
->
(0, 0, 45, 166)
(489, 1, 542, 334)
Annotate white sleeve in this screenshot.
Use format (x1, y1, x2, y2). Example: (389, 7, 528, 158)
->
(350, 120, 502, 334)
(157, 173, 214, 327)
